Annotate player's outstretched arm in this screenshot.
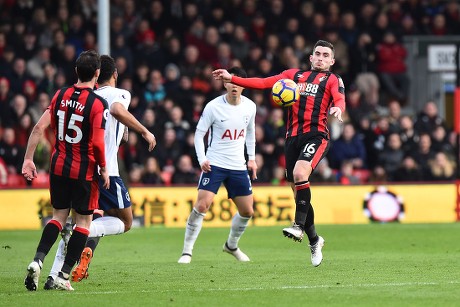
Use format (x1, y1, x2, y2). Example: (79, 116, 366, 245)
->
(212, 69, 232, 82)
(110, 102, 156, 151)
(22, 109, 51, 181)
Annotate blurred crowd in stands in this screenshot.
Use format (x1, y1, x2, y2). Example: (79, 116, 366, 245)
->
(0, 0, 459, 187)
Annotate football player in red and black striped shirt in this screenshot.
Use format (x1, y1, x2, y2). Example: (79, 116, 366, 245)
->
(22, 50, 110, 291)
(213, 40, 345, 267)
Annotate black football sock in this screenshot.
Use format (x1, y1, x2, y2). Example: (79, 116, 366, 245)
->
(304, 203, 319, 245)
(34, 219, 62, 265)
(61, 226, 89, 275)
(86, 237, 100, 253)
(294, 181, 311, 229)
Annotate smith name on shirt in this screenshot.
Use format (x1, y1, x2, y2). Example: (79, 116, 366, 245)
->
(61, 99, 85, 112)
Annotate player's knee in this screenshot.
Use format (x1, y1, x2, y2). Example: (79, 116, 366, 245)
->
(122, 218, 132, 233)
(293, 170, 309, 183)
(239, 208, 253, 218)
(194, 200, 212, 213)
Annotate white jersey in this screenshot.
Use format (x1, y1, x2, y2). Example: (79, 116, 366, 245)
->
(195, 94, 256, 170)
(94, 86, 131, 176)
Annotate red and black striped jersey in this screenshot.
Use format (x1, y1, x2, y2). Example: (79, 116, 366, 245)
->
(48, 85, 108, 181)
(231, 68, 345, 138)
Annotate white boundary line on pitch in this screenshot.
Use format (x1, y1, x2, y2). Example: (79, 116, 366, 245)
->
(5, 280, 460, 296)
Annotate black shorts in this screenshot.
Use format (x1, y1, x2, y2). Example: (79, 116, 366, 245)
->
(284, 132, 330, 182)
(49, 174, 99, 215)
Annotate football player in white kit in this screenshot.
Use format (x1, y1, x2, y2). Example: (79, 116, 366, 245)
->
(178, 67, 257, 264)
(44, 55, 156, 289)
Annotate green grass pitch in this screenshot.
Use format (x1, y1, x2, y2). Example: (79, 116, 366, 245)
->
(1, 223, 460, 306)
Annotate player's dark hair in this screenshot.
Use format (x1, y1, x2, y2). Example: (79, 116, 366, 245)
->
(98, 55, 116, 84)
(75, 50, 101, 82)
(228, 67, 247, 78)
(313, 40, 335, 57)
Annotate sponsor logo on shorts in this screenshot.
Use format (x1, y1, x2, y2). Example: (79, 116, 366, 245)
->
(125, 192, 130, 202)
(202, 178, 210, 186)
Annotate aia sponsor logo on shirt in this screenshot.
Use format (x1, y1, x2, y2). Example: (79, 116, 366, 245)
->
(221, 129, 245, 140)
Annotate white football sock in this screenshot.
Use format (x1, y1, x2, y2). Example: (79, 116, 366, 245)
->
(226, 212, 251, 249)
(182, 208, 205, 255)
(49, 239, 65, 280)
(89, 216, 125, 237)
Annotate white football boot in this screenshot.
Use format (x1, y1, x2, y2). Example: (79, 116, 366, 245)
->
(223, 243, 250, 262)
(24, 261, 41, 291)
(309, 236, 325, 267)
(282, 222, 304, 242)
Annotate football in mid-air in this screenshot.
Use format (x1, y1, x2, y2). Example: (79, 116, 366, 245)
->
(271, 79, 299, 107)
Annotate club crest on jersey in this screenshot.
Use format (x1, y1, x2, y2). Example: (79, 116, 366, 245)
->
(319, 75, 328, 82)
(202, 178, 210, 186)
(243, 116, 249, 125)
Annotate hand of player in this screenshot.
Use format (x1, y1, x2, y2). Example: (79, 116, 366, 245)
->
(200, 160, 211, 173)
(142, 131, 156, 152)
(100, 167, 110, 189)
(329, 107, 343, 122)
(22, 159, 37, 181)
(247, 160, 258, 180)
(212, 69, 232, 82)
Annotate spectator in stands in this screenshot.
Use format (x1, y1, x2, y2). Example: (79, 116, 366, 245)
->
(0, 127, 24, 174)
(430, 125, 455, 158)
(123, 131, 147, 173)
(427, 152, 456, 181)
(399, 115, 419, 153)
(444, 1, 460, 35)
(164, 105, 191, 144)
(37, 62, 57, 96)
(376, 31, 410, 103)
(344, 85, 376, 129)
(378, 133, 405, 180)
(324, 27, 349, 80)
(393, 156, 424, 182)
(111, 34, 134, 74)
(337, 160, 360, 185)
(144, 69, 166, 108)
(141, 157, 163, 185)
(407, 133, 435, 178)
(414, 101, 447, 134)
(366, 116, 392, 169)
(262, 108, 285, 159)
(22, 80, 37, 105)
(230, 25, 250, 61)
(27, 47, 51, 81)
(163, 63, 181, 96)
(309, 158, 336, 184)
(329, 122, 367, 170)
(254, 153, 272, 183)
(9, 57, 33, 95)
(171, 154, 199, 184)
(387, 99, 403, 132)
(367, 165, 388, 183)
(0, 77, 14, 127)
(349, 31, 376, 81)
(0, 46, 15, 77)
(10, 94, 28, 125)
(155, 127, 183, 170)
(15, 113, 33, 147)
